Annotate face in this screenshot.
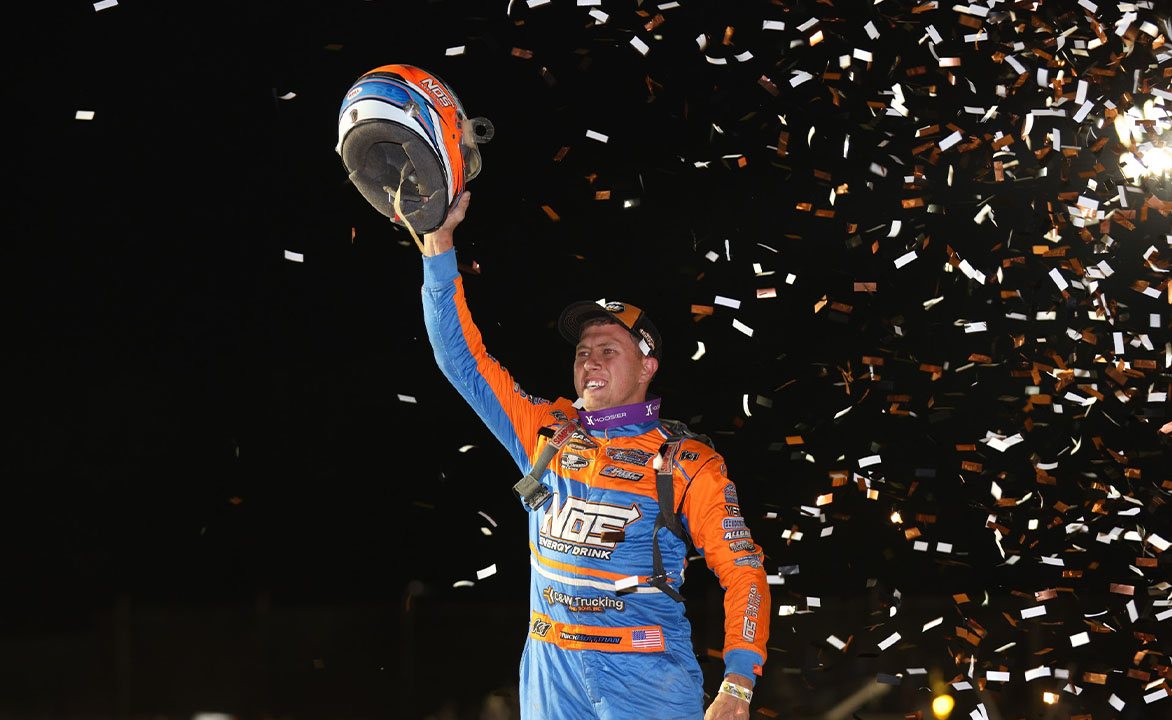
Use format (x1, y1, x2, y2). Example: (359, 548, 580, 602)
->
(573, 321, 659, 411)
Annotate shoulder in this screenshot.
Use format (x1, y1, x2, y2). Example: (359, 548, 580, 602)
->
(538, 397, 580, 426)
(660, 419, 724, 477)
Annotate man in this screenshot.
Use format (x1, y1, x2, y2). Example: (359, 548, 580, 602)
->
(420, 193, 770, 719)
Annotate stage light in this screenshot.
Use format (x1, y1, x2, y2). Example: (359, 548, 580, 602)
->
(931, 694, 954, 718)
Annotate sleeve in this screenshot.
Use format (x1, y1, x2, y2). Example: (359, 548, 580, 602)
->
(680, 454, 770, 686)
(421, 248, 550, 474)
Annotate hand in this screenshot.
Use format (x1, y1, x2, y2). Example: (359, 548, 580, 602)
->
(422, 191, 471, 256)
(704, 674, 752, 720)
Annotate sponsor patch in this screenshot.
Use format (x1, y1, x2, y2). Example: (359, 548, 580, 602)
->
(560, 631, 621, 645)
(539, 492, 642, 560)
(724, 504, 742, 517)
(677, 450, 700, 462)
(550, 410, 569, 422)
(543, 586, 625, 613)
(723, 529, 751, 541)
(567, 430, 599, 451)
(728, 540, 756, 553)
(600, 465, 644, 481)
(746, 584, 762, 620)
(734, 555, 763, 569)
(531, 618, 553, 637)
(742, 617, 757, 643)
(604, 301, 626, 313)
(560, 453, 590, 471)
(605, 447, 655, 466)
(723, 483, 739, 503)
(722, 517, 747, 530)
(513, 381, 550, 406)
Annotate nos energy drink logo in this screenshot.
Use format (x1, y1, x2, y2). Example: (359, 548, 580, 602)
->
(538, 492, 641, 561)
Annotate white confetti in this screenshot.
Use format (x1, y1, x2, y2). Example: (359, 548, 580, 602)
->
(938, 130, 964, 151)
(614, 575, 639, 591)
(858, 454, 882, 468)
(877, 632, 901, 651)
(397, 394, 417, 404)
(476, 564, 497, 579)
(732, 319, 754, 337)
(894, 250, 918, 268)
(445, 46, 466, 56)
(284, 250, 304, 263)
(714, 295, 741, 309)
(1024, 666, 1051, 681)
(630, 36, 650, 56)
(585, 129, 609, 143)
(75, 110, 96, 121)
(93, 0, 118, 10)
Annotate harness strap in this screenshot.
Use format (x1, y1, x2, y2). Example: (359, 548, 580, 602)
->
(648, 435, 687, 602)
(513, 422, 578, 510)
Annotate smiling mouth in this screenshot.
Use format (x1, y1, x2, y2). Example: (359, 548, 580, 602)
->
(585, 380, 607, 390)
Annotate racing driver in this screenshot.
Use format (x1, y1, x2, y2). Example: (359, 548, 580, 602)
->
(420, 192, 770, 719)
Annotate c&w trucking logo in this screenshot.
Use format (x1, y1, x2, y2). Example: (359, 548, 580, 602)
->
(538, 492, 642, 561)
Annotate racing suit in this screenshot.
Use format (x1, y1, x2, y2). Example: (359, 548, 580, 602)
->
(422, 249, 769, 719)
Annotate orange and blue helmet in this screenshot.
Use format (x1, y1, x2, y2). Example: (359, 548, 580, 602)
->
(336, 64, 492, 233)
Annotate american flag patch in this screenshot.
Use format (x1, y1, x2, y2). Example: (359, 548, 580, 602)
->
(631, 628, 662, 649)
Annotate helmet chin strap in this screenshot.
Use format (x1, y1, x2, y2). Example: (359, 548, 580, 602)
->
(386, 164, 424, 252)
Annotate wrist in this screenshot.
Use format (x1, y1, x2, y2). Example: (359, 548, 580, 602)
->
(423, 230, 454, 256)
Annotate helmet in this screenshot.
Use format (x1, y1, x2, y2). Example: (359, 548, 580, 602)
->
(336, 64, 493, 234)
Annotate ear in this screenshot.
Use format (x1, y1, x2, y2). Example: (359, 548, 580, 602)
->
(639, 355, 659, 384)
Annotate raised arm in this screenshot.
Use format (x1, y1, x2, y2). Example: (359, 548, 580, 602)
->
(419, 193, 553, 473)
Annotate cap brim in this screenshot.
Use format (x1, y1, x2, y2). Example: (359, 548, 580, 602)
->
(557, 301, 613, 346)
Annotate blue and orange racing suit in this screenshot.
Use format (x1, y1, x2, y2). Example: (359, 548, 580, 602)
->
(422, 249, 770, 719)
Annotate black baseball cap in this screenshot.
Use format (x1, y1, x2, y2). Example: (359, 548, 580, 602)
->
(558, 300, 662, 359)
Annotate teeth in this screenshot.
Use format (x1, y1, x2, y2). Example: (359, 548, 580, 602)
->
(586, 380, 606, 389)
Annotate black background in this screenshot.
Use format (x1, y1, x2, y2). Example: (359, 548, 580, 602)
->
(7, 1, 1172, 719)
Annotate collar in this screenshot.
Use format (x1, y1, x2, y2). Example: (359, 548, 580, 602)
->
(577, 398, 661, 431)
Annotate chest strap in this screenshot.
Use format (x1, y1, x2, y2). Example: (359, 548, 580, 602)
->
(647, 435, 688, 602)
(512, 421, 578, 510)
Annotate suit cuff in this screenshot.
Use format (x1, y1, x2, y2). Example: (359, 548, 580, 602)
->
(723, 649, 763, 688)
(422, 248, 459, 289)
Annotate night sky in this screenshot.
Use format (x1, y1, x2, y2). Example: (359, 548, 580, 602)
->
(7, 1, 1172, 719)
